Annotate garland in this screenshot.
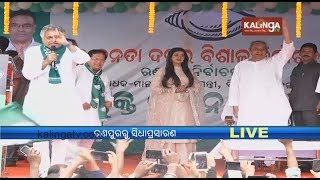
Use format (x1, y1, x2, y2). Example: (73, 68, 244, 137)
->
(148, 2, 155, 34)
(222, 2, 228, 37)
(73, 2, 79, 36)
(3, 2, 10, 34)
(296, 2, 302, 38)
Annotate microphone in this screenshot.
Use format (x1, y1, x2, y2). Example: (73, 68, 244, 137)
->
(50, 46, 57, 67)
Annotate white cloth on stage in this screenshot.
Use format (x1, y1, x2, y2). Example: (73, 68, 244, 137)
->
(227, 41, 295, 126)
(33, 140, 82, 177)
(315, 76, 320, 93)
(225, 139, 319, 160)
(74, 64, 114, 126)
(224, 139, 320, 150)
(210, 140, 319, 160)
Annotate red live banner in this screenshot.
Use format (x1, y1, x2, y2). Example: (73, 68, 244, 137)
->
(242, 17, 282, 36)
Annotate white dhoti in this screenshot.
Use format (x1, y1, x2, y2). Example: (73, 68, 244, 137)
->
(23, 83, 88, 126)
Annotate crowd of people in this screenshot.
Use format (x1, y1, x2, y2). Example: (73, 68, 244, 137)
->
(14, 139, 320, 178)
(1, 9, 320, 178)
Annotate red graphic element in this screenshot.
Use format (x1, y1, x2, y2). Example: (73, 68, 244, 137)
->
(242, 17, 282, 36)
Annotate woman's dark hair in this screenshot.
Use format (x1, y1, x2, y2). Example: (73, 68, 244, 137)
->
(161, 47, 194, 88)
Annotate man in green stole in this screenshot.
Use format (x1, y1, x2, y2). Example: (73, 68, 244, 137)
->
(21, 24, 90, 177)
(74, 49, 113, 149)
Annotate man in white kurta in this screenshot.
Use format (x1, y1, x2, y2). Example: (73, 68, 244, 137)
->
(228, 20, 295, 126)
(210, 19, 296, 163)
(227, 40, 294, 126)
(75, 49, 113, 148)
(22, 25, 90, 177)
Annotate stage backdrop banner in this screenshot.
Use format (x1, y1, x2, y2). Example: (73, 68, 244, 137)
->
(50, 10, 320, 126)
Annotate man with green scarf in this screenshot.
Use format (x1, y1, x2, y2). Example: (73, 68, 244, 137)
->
(74, 49, 113, 149)
(21, 24, 90, 177)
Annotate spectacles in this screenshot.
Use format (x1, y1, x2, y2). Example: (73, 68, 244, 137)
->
(10, 23, 33, 30)
(91, 57, 106, 62)
(251, 48, 267, 52)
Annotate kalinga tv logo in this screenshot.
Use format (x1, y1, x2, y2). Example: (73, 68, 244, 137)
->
(242, 17, 282, 35)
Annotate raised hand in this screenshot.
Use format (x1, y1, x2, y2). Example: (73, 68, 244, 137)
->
(131, 160, 157, 178)
(240, 160, 255, 177)
(27, 148, 41, 166)
(55, 28, 69, 46)
(110, 139, 133, 152)
(281, 18, 292, 44)
(82, 102, 91, 110)
(162, 149, 180, 164)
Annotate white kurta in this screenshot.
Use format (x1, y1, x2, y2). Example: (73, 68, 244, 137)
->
(75, 64, 114, 126)
(315, 76, 320, 93)
(220, 99, 238, 124)
(211, 41, 311, 164)
(6, 38, 40, 52)
(227, 41, 295, 126)
(22, 45, 90, 126)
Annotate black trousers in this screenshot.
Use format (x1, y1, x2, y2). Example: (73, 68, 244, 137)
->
(292, 110, 320, 126)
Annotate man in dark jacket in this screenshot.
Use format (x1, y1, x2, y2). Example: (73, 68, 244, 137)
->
(289, 43, 320, 126)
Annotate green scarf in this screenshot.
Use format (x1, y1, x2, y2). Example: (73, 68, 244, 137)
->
(40, 45, 66, 84)
(84, 62, 110, 121)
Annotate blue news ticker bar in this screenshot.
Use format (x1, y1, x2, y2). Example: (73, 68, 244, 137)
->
(1, 126, 320, 139)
